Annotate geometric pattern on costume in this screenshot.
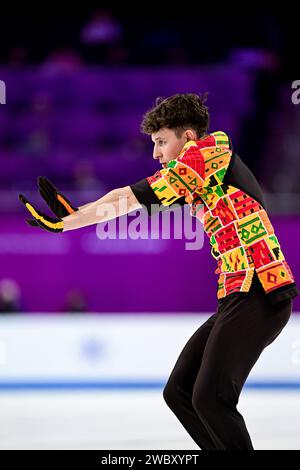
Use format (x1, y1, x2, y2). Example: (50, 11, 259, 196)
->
(212, 131, 232, 149)
(215, 222, 241, 254)
(201, 146, 231, 182)
(246, 235, 284, 269)
(199, 183, 237, 211)
(145, 130, 296, 300)
(146, 143, 205, 207)
(256, 260, 294, 292)
(246, 238, 274, 269)
(199, 186, 219, 210)
(218, 269, 254, 297)
(219, 246, 248, 272)
(229, 190, 263, 218)
(210, 196, 236, 226)
(236, 213, 269, 245)
(148, 171, 181, 206)
(203, 210, 222, 236)
(209, 234, 221, 259)
(195, 132, 296, 299)
(266, 235, 285, 261)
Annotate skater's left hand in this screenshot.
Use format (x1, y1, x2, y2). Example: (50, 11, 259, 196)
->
(19, 194, 64, 232)
(27, 176, 78, 227)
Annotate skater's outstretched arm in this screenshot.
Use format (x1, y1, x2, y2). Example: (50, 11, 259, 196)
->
(62, 186, 142, 231)
(19, 185, 142, 232)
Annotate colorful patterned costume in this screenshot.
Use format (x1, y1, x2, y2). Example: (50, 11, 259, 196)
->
(130, 131, 299, 304)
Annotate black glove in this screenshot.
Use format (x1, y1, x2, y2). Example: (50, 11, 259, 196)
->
(26, 177, 78, 227)
(19, 194, 64, 232)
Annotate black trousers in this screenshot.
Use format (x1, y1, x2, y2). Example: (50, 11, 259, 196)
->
(163, 273, 292, 450)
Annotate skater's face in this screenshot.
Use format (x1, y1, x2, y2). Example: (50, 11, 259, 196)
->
(151, 127, 197, 169)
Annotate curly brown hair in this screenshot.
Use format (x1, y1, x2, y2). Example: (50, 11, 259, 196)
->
(140, 93, 210, 138)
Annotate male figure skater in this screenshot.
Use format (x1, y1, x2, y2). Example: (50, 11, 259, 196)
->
(20, 93, 299, 449)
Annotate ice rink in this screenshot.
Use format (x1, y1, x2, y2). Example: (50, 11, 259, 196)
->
(0, 389, 299, 450)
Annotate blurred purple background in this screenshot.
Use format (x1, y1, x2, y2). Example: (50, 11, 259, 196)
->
(0, 8, 299, 313)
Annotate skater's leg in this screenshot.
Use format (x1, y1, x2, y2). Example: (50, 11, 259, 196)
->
(191, 288, 292, 450)
(163, 313, 218, 450)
